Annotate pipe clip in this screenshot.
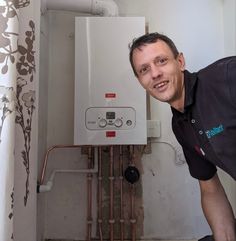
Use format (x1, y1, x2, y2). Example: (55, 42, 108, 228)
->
(98, 219, 103, 223)
(108, 219, 115, 224)
(87, 219, 93, 224)
(130, 219, 137, 224)
(87, 176, 93, 180)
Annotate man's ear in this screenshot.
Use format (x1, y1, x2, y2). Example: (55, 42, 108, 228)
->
(178, 52, 185, 71)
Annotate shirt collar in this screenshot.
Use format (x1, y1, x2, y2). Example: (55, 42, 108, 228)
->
(171, 70, 197, 115)
(184, 70, 197, 110)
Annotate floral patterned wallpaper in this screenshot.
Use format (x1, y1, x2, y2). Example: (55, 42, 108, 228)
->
(0, 0, 38, 240)
(1, 0, 35, 205)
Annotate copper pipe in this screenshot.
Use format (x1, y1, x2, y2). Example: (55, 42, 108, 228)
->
(130, 184, 136, 241)
(109, 146, 115, 241)
(129, 145, 136, 241)
(98, 147, 103, 241)
(87, 147, 93, 241)
(39, 145, 83, 185)
(130, 145, 135, 165)
(119, 145, 124, 241)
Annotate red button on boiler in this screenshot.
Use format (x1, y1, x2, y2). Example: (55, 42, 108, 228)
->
(106, 131, 116, 137)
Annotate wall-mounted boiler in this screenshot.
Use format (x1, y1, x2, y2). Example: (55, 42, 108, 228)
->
(74, 17, 146, 145)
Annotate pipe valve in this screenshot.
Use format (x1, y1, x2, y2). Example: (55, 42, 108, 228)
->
(124, 166, 140, 184)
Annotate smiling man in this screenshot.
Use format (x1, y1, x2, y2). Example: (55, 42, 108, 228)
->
(129, 32, 236, 241)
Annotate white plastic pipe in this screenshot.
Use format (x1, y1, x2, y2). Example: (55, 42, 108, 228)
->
(38, 151, 98, 193)
(41, 0, 118, 16)
(92, 0, 119, 16)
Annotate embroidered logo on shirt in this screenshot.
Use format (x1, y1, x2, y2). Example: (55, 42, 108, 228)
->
(205, 124, 224, 139)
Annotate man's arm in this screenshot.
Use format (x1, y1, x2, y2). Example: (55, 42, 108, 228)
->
(199, 173, 235, 241)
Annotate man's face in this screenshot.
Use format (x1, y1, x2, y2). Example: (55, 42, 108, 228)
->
(132, 40, 185, 110)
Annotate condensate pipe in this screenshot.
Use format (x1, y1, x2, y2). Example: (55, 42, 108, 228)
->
(38, 167, 98, 193)
(39, 145, 82, 185)
(38, 145, 98, 193)
(109, 146, 115, 241)
(41, 0, 119, 16)
(119, 145, 124, 241)
(98, 147, 104, 241)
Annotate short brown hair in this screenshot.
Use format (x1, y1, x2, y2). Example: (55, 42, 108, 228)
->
(129, 32, 179, 77)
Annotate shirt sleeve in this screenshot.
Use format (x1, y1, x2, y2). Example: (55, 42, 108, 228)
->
(172, 118, 217, 180)
(182, 146, 217, 180)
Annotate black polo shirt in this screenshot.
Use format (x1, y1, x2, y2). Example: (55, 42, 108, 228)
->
(172, 56, 236, 180)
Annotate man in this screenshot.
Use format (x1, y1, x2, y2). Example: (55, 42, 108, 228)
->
(129, 32, 236, 241)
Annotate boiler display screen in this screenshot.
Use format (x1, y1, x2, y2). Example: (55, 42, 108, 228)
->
(106, 111, 115, 119)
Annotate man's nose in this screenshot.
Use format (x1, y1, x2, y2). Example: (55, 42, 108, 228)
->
(150, 65, 162, 79)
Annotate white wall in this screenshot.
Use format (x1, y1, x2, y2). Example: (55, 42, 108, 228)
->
(37, 10, 49, 241)
(38, 0, 236, 240)
(223, 0, 236, 55)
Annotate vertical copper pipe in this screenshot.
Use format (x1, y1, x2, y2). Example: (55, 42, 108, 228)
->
(119, 145, 124, 241)
(87, 147, 93, 241)
(109, 146, 115, 241)
(129, 145, 136, 241)
(98, 147, 103, 241)
(130, 184, 136, 241)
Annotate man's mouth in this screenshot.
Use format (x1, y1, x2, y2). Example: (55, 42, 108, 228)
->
(154, 81, 169, 90)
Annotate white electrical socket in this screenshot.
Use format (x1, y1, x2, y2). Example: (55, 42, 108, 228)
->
(147, 120, 161, 138)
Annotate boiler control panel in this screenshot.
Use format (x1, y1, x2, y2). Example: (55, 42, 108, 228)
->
(85, 107, 135, 130)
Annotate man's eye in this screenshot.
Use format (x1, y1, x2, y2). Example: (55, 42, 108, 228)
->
(160, 58, 167, 63)
(139, 66, 149, 75)
(156, 57, 168, 65)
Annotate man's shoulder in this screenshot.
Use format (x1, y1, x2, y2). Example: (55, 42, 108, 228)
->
(211, 56, 236, 64)
(199, 56, 236, 73)
(196, 56, 236, 82)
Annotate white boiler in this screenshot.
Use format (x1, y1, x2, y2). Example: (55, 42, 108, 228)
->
(74, 16, 146, 145)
